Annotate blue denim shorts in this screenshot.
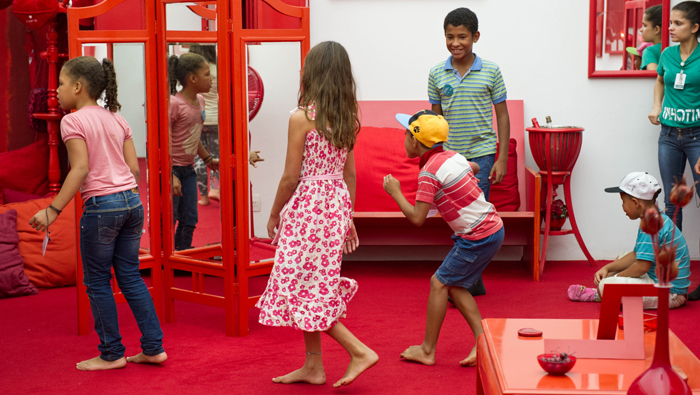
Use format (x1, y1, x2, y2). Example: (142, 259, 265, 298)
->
(435, 227, 504, 288)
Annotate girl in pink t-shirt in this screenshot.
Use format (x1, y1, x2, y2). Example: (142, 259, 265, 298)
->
(168, 52, 218, 250)
(29, 56, 166, 370)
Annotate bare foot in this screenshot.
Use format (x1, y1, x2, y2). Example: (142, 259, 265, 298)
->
(208, 189, 220, 201)
(198, 196, 210, 206)
(76, 356, 127, 371)
(400, 345, 435, 366)
(459, 346, 477, 367)
(126, 352, 168, 364)
(333, 348, 379, 387)
(272, 366, 326, 385)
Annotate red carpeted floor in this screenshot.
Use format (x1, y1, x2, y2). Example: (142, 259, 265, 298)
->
(2, 260, 700, 395)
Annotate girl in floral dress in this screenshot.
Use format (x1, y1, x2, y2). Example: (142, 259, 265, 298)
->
(256, 41, 378, 388)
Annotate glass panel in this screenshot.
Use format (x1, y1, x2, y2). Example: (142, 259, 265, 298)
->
(593, 0, 665, 73)
(167, 43, 221, 254)
(247, 42, 301, 264)
(74, 0, 147, 31)
(80, 43, 151, 254)
(166, 3, 217, 32)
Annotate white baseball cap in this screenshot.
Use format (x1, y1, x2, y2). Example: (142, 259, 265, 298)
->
(605, 172, 661, 200)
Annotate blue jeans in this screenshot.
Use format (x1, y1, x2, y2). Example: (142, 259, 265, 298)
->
(466, 154, 495, 201)
(658, 124, 700, 231)
(173, 165, 198, 250)
(81, 189, 164, 361)
(435, 228, 504, 289)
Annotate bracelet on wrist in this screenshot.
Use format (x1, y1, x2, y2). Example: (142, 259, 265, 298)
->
(48, 204, 62, 215)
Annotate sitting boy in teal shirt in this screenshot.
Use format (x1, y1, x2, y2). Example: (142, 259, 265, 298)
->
(569, 172, 691, 309)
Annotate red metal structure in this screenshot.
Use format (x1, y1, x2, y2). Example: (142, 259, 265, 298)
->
(526, 125, 596, 276)
(67, 0, 309, 337)
(67, 0, 163, 336)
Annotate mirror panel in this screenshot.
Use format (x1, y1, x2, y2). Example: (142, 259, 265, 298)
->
(80, 43, 151, 254)
(247, 42, 301, 264)
(166, 3, 217, 32)
(589, 0, 668, 77)
(167, 43, 221, 254)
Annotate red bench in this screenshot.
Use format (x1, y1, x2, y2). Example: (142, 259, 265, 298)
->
(352, 100, 542, 281)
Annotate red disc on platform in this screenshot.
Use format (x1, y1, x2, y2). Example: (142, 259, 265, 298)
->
(518, 328, 543, 337)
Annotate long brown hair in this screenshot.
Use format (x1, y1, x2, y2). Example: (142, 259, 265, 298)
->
(63, 56, 121, 112)
(298, 41, 360, 150)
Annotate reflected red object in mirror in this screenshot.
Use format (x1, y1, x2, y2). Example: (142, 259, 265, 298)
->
(618, 312, 657, 332)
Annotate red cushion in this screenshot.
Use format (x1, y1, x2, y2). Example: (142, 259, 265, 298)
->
(490, 138, 521, 211)
(11, 0, 58, 30)
(0, 209, 39, 298)
(0, 138, 49, 196)
(0, 197, 76, 288)
(3, 188, 46, 204)
(354, 127, 419, 212)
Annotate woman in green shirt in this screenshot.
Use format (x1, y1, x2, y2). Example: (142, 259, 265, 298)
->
(649, 1, 700, 232)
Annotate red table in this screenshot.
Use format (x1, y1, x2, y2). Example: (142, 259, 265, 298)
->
(477, 318, 700, 394)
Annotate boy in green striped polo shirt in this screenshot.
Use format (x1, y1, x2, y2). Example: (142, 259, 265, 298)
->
(429, 7, 510, 296)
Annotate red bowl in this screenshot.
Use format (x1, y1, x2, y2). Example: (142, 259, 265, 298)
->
(537, 354, 576, 375)
(618, 313, 657, 332)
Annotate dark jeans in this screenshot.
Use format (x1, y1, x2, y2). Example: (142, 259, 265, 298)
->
(467, 154, 496, 201)
(81, 189, 164, 361)
(658, 124, 700, 231)
(173, 164, 198, 250)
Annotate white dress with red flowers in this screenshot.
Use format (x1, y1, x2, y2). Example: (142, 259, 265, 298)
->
(256, 107, 357, 331)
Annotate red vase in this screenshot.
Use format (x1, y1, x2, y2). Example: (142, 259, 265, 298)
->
(627, 286, 691, 395)
(550, 217, 565, 231)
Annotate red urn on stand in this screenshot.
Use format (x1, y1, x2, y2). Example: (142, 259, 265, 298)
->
(526, 117, 596, 276)
(627, 179, 693, 395)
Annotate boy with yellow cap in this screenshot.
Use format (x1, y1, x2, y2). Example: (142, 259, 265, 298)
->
(383, 109, 504, 367)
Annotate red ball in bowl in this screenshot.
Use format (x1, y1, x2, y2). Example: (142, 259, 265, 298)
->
(537, 353, 576, 375)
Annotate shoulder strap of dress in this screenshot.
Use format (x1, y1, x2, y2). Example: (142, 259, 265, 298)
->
(289, 105, 316, 121)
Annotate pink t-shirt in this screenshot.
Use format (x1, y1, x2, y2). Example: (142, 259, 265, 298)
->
(170, 93, 205, 166)
(61, 106, 138, 201)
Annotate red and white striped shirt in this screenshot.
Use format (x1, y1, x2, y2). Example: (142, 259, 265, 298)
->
(416, 148, 503, 240)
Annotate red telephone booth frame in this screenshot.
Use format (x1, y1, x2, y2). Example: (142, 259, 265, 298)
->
(67, 0, 164, 336)
(67, 0, 309, 338)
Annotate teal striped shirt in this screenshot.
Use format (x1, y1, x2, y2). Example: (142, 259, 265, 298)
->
(634, 213, 691, 295)
(428, 54, 507, 158)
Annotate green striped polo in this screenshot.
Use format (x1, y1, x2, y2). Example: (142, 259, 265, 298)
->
(428, 54, 507, 158)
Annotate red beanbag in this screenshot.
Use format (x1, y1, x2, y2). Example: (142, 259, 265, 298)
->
(0, 197, 76, 289)
(489, 138, 521, 211)
(0, 138, 49, 196)
(0, 209, 39, 298)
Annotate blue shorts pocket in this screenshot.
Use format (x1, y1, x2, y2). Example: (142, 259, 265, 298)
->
(445, 247, 476, 276)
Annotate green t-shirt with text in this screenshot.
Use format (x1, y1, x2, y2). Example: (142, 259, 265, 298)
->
(641, 42, 661, 70)
(658, 45, 700, 128)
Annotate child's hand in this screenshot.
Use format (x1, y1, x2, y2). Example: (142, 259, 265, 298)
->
(267, 215, 280, 239)
(249, 151, 264, 167)
(594, 267, 609, 286)
(173, 175, 182, 196)
(28, 208, 58, 232)
(343, 221, 359, 254)
(383, 174, 401, 197)
(207, 158, 219, 172)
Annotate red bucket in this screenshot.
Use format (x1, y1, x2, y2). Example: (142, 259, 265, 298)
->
(526, 126, 584, 173)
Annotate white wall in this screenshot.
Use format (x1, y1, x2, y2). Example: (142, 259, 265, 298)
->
(300, 0, 700, 260)
(114, 0, 700, 260)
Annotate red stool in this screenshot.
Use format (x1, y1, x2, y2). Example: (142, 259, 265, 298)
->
(526, 125, 596, 276)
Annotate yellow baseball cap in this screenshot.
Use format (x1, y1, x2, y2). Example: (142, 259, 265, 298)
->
(395, 110, 449, 148)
